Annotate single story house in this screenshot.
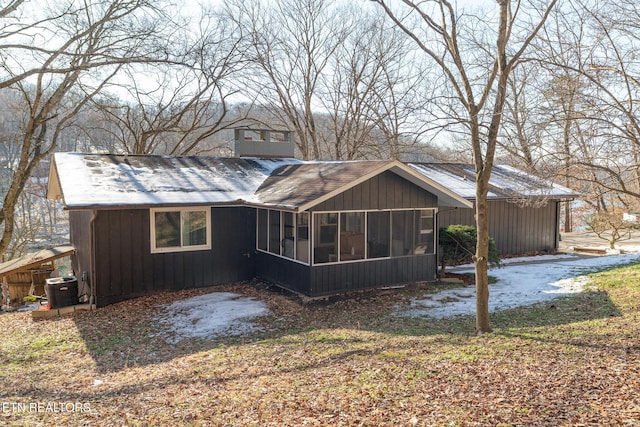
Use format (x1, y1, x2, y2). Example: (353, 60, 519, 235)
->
(46, 140, 575, 306)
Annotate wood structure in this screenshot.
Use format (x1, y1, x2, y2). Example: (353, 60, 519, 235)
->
(0, 246, 75, 306)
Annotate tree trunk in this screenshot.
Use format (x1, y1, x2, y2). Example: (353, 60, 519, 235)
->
(564, 201, 572, 233)
(474, 172, 492, 334)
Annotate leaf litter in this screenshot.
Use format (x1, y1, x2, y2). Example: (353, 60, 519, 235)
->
(0, 255, 639, 425)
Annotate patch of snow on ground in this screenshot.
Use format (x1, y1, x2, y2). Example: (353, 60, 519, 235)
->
(155, 292, 270, 343)
(399, 253, 640, 319)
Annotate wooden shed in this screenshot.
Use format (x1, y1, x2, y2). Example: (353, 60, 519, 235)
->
(0, 246, 75, 306)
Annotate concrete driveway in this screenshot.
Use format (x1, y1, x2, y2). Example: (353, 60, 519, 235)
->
(559, 230, 640, 252)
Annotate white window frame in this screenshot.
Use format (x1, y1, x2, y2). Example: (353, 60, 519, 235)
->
(255, 209, 311, 266)
(150, 207, 212, 254)
(312, 208, 438, 265)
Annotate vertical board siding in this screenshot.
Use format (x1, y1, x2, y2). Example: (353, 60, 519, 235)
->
(68, 210, 93, 300)
(253, 171, 440, 296)
(309, 255, 436, 297)
(256, 253, 311, 295)
(312, 171, 437, 211)
(438, 200, 559, 255)
(93, 207, 256, 306)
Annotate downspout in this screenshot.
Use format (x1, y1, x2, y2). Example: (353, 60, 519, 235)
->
(89, 209, 98, 308)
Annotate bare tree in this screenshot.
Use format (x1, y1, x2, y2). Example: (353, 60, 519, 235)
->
(225, 0, 349, 160)
(586, 204, 637, 250)
(529, 1, 640, 233)
(372, 0, 558, 333)
(89, 8, 248, 155)
(320, 7, 428, 160)
(0, 0, 180, 259)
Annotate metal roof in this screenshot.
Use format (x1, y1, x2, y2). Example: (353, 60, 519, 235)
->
(47, 153, 574, 211)
(0, 246, 75, 278)
(408, 163, 577, 200)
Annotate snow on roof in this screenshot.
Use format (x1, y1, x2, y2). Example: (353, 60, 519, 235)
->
(48, 153, 575, 210)
(50, 153, 302, 208)
(408, 163, 577, 200)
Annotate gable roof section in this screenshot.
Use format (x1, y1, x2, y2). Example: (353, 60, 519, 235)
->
(255, 160, 390, 209)
(408, 163, 577, 201)
(255, 160, 471, 210)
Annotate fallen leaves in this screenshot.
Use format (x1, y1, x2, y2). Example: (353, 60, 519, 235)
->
(0, 275, 640, 425)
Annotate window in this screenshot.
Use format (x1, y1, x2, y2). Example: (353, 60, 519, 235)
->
(257, 209, 268, 251)
(391, 211, 414, 256)
(296, 212, 309, 263)
(367, 211, 390, 258)
(255, 209, 311, 264)
(340, 212, 365, 261)
(414, 210, 435, 254)
(283, 212, 295, 258)
(268, 210, 281, 255)
(257, 208, 435, 265)
(314, 213, 338, 263)
(151, 207, 211, 253)
(314, 209, 436, 264)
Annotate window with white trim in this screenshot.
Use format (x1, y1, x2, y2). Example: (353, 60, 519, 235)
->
(314, 209, 436, 264)
(150, 207, 211, 253)
(256, 209, 311, 265)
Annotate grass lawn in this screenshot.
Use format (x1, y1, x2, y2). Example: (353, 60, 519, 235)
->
(1, 263, 640, 426)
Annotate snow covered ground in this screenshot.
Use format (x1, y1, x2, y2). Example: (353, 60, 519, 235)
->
(398, 252, 640, 319)
(152, 252, 640, 341)
(155, 292, 270, 343)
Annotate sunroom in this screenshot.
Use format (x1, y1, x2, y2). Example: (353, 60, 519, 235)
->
(256, 208, 436, 266)
(252, 161, 471, 297)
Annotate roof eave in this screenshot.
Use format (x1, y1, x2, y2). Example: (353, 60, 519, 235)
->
(46, 155, 64, 203)
(295, 161, 398, 212)
(391, 163, 474, 209)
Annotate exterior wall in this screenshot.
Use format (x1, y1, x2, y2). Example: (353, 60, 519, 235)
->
(311, 171, 437, 211)
(256, 254, 311, 295)
(257, 244, 437, 298)
(438, 200, 560, 255)
(91, 206, 256, 306)
(69, 210, 93, 302)
(309, 255, 437, 297)
(256, 171, 440, 296)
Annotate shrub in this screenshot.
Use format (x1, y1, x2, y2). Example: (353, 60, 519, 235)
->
(439, 224, 500, 273)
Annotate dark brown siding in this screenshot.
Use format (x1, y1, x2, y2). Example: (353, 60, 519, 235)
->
(309, 255, 437, 297)
(256, 254, 311, 295)
(255, 172, 440, 296)
(311, 171, 437, 211)
(438, 200, 560, 255)
(69, 210, 93, 301)
(93, 207, 256, 306)
(256, 253, 436, 297)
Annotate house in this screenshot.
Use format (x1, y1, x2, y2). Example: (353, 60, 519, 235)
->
(408, 163, 576, 254)
(45, 133, 575, 307)
(46, 152, 475, 306)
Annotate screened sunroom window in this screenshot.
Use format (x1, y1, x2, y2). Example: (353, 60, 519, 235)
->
(151, 207, 211, 253)
(255, 209, 311, 265)
(314, 209, 436, 264)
